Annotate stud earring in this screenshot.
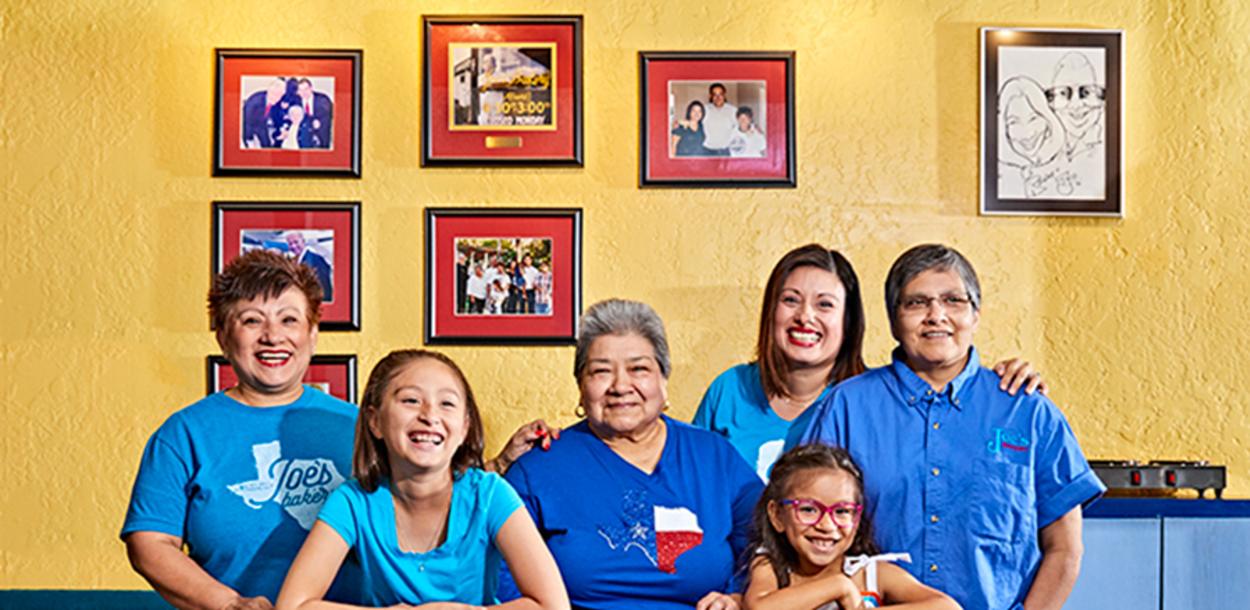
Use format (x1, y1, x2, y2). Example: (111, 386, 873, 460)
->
(574, 405, 586, 418)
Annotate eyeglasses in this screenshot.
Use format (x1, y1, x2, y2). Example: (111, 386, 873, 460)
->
(898, 293, 973, 315)
(781, 499, 863, 527)
(1045, 84, 1106, 107)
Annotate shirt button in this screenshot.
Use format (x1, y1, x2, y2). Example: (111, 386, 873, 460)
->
(909, 396, 916, 403)
(931, 467, 940, 476)
(930, 514, 939, 523)
(932, 422, 941, 430)
(930, 563, 939, 572)
(926, 390, 933, 396)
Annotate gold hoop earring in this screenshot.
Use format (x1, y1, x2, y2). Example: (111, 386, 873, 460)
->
(574, 405, 586, 418)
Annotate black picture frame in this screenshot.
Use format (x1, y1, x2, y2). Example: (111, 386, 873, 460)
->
(425, 207, 583, 345)
(981, 28, 1123, 216)
(212, 201, 361, 331)
(207, 354, 358, 404)
(214, 48, 362, 177)
(421, 15, 584, 167)
(639, 51, 796, 188)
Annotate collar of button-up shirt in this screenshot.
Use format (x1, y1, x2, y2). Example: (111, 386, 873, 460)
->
(887, 346, 980, 412)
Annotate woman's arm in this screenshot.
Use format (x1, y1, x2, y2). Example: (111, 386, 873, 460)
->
(273, 521, 363, 610)
(492, 509, 570, 610)
(876, 563, 961, 609)
(125, 531, 271, 610)
(1021, 507, 1083, 610)
(743, 558, 860, 610)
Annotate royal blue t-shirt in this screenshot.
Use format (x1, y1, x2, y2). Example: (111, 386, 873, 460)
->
(693, 363, 832, 480)
(318, 469, 523, 607)
(799, 348, 1105, 610)
(501, 417, 763, 609)
(120, 387, 361, 603)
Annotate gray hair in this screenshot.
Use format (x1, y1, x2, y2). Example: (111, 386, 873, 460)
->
(884, 244, 981, 326)
(574, 299, 672, 379)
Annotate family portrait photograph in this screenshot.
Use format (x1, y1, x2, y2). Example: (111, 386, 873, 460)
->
(640, 51, 795, 187)
(425, 208, 581, 345)
(668, 80, 768, 158)
(454, 237, 554, 316)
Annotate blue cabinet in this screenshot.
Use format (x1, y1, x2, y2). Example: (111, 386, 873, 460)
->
(1064, 499, 1250, 610)
(1065, 519, 1160, 609)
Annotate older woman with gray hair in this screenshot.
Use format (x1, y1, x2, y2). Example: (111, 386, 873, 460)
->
(800, 244, 1104, 610)
(500, 299, 764, 610)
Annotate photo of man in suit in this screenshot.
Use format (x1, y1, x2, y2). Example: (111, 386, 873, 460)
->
(285, 231, 334, 303)
(296, 77, 334, 148)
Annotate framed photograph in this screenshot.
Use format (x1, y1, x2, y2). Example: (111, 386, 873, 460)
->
(425, 208, 582, 345)
(639, 51, 796, 188)
(207, 355, 358, 403)
(214, 49, 362, 177)
(213, 201, 361, 331)
(422, 15, 583, 166)
(981, 28, 1123, 216)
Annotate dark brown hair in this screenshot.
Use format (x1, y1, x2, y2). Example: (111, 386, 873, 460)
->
(755, 244, 866, 399)
(208, 249, 323, 330)
(747, 443, 880, 586)
(353, 349, 485, 492)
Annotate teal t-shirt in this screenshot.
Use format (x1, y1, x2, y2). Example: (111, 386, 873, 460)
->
(692, 363, 832, 480)
(317, 468, 523, 607)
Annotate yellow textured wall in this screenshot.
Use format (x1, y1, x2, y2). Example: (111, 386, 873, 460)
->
(3, 0, 1249, 590)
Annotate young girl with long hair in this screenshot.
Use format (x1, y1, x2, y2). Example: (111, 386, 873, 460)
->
(276, 349, 569, 610)
(744, 445, 959, 610)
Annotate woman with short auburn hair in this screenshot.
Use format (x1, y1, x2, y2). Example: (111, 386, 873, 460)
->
(122, 249, 361, 609)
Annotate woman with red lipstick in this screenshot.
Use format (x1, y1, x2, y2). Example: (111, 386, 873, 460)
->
(122, 250, 362, 610)
(693, 244, 1045, 480)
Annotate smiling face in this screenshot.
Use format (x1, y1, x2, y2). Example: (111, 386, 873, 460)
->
(1049, 53, 1104, 141)
(768, 469, 861, 575)
(579, 332, 669, 440)
(367, 357, 469, 474)
(771, 266, 847, 372)
(217, 286, 317, 403)
(892, 268, 979, 385)
(709, 85, 727, 108)
(1004, 94, 1051, 161)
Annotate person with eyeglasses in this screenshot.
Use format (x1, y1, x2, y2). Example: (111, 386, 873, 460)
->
(1046, 52, 1106, 160)
(744, 444, 958, 609)
(798, 244, 1105, 610)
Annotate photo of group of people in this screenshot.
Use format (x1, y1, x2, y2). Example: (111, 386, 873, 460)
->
(454, 237, 553, 316)
(239, 75, 335, 150)
(995, 47, 1107, 200)
(240, 229, 336, 303)
(668, 80, 768, 158)
(451, 44, 555, 129)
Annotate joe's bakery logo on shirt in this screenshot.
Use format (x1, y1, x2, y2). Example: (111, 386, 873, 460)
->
(986, 427, 1031, 454)
(227, 440, 345, 529)
(597, 489, 704, 573)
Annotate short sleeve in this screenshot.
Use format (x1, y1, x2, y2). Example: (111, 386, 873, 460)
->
(120, 426, 193, 539)
(482, 472, 525, 541)
(316, 483, 360, 547)
(1032, 401, 1106, 527)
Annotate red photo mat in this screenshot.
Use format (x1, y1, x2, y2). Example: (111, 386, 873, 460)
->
(208, 355, 357, 403)
(429, 213, 578, 341)
(216, 208, 355, 325)
(219, 56, 357, 171)
(426, 22, 577, 160)
(645, 59, 790, 181)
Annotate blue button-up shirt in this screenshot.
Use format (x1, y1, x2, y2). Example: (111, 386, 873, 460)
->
(798, 347, 1105, 610)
